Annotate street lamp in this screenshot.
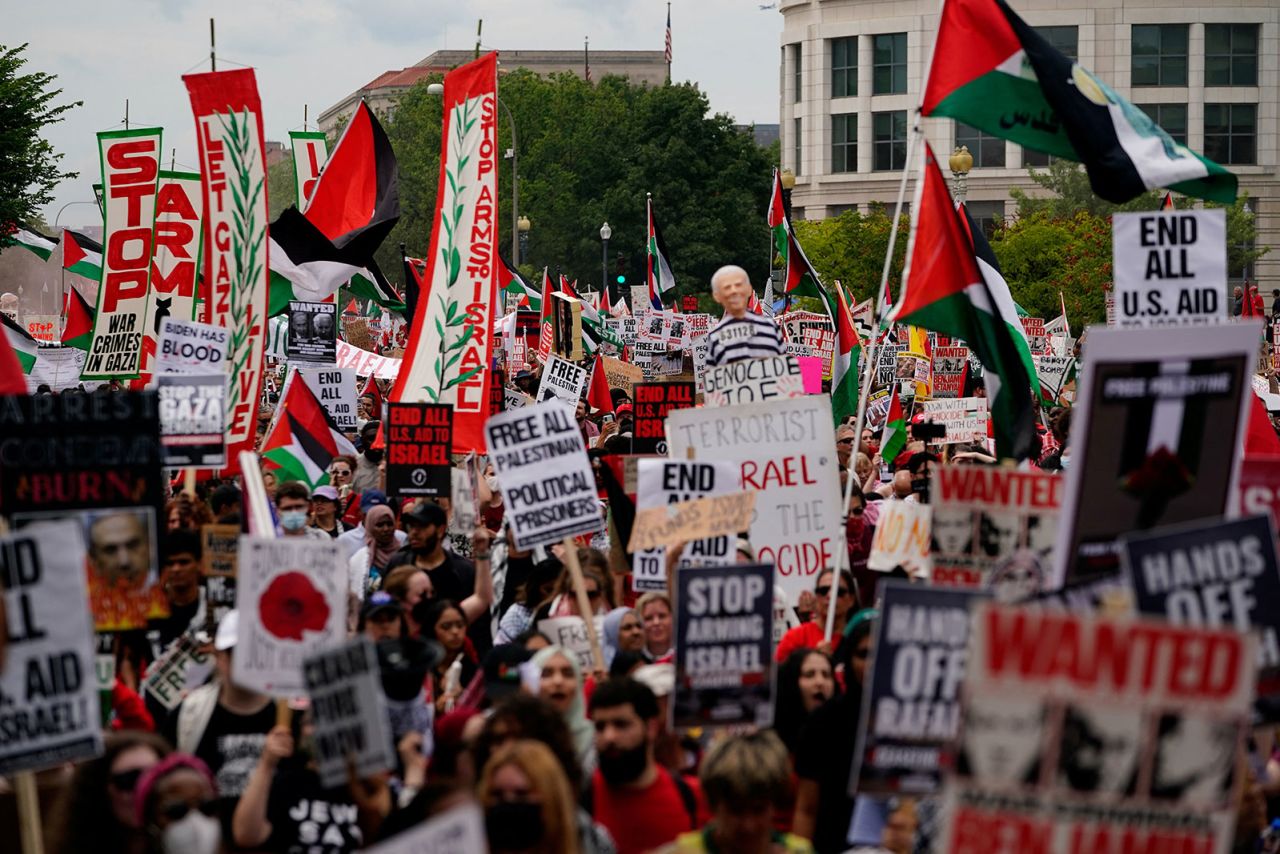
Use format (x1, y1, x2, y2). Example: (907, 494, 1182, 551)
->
(949, 146, 974, 204)
(600, 221, 611, 297)
(426, 82, 520, 263)
(780, 168, 796, 220)
(518, 215, 531, 265)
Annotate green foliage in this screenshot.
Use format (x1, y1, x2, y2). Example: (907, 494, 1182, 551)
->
(0, 44, 80, 234)
(267, 156, 296, 223)
(791, 207, 909, 304)
(374, 70, 776, 296)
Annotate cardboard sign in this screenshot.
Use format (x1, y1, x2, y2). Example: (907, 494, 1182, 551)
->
(551, 292, 584, 361)
(939, 603, 1254, 854)
(298, 367, 358, 431)
(919, 398, 989, 444)
(703, 355, 804, 406)
(852, 582, 985, 795)
(386, 403, 453, 498)
(157, 317, 229, 374)
(868, 500, 933, 578)
(1121, 514, 1280, 721)
(335, 339, 400, 379)
(25, 314, 57, 342)
(672, 562, 775, 730)
(1113, 209, 1227, 328)
(486, 401, 603, 550)
(629, 492, 756, 553)
(930, 466, 1062, 594)
(201, 524, 239, 577)
(632, 460, 741, 592)
(537, 615, 607, 671)
(0, 521, 103, 773)
(158, 373, 227, 467)
(601, 356, 643, 397)
(536, 353, 588, 405)
(303, 638, 395, 787)
(342, 316, 375, 352)
(287, 300, 338, 363)
(1053, 323, 1259, 586)
(363, 802, 486, 854)
(143, 633, 213, 712)
(233, 536, 348, 697)
(667, 396, 842, 606)
(633, 381, 695, 455)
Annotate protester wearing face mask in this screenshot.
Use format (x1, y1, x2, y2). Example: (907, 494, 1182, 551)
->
(134, 754, 221, 854)
(479, 739, 616, 854)
(275, 481, 329, 540)
(352, 421, 384, 492)
(50, 731, 172, 854)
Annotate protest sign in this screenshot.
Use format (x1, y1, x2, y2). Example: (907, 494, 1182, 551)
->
(141, 170, 205, 374)
(342, 316, 376, 352)
(632, 460, 741, 591)
(1025, 571, 1128, 613)
(1036, 354, 1076, 405)
(158, 373, 227, 467)
(449, 464, 479, 535)
(930, 465, 1062, 594)
(303, 638, 395, 787)
(852, 582, 984, 796)
(1236, 457, 1280, 532)
(363, 802, 486, 854)
(939, 603, 1254, 854)
(667, 395, 842, 605)
(865, 389, 892, 431)
(703, 355, 804, 406)
(868, 501, 932, 578)
(629, 492, 756, 553)
(486, 401, 602, 550)
(1121, 514, 1280, 721)
(25, 346, 85, 392)
(537, 615, 607, 671)
(1113, 209, 1226, 328)
(551, 292, 584, 361)
(673, 562, 774, 730)
(25, 314, 56, 342)
(875, 343, 904, 388)
(0, 520, 102, 774)
(287, 301, 338, 363)
(601, 355, 643, 397)
(142, 633, 213, 712)
(919, 398, 989, 444)
(931, 345, 969, 399)
(691, 334, 710, 394)
(1020, 317, 1046, 354)
(504, 387, 531, 410)
(1052, 323, 1258, 586)
(536, 353, 588, 405)
(335, 339, 400, 379)
(633, 381, 695, 455)
(157, 317, 229, 374)
(233, 536, 348, 697)
(298, 367, 358, 431)
(201, 524, 238, 577)
(386, 403, 453, 498)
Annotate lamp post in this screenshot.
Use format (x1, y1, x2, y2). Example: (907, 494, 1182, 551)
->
(780, 168, 796, 220)
(949, 145, 974, 204)
(600, 221, 612, 297)
(518, 215, 531, 265)
(427, 82, 520, 263)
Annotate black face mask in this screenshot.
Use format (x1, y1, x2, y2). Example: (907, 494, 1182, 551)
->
(485, 801, 544, 851)
(364, 447, 384, 464)
(598, 738, 649, 785)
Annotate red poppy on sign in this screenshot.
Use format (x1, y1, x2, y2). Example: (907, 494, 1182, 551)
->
(259, 571, 330, 640)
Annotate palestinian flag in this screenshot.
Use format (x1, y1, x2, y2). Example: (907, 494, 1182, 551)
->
(348, 262, 405, 312)
(537, 268, 556, 356)
(62, 286, 95, 351)
(587, 354, 614, 415)
(268, 207, 369, 316)
(303, 101, 400, 258)
(645, 195, 675, 310)
(0, 319, 26, 394)
(501, 255, 539, 312)
(403, 254, 427, 330)
(880, 385, 906, 464)
(831, 280, 861, 425)
(889, 144, 1037, 461)
(768, 169, 838, 321)
(359, 374, 383, 416)
(62, 230, 103, 280)
(3, 224, 58, 261)
(1, 313, 38, 374)
(1161, 192, 1175, 210)
(261, 370, 358, 489)
(923, 0, 1236, 204)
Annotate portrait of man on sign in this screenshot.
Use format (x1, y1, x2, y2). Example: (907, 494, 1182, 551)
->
(84, 508, 168, 631)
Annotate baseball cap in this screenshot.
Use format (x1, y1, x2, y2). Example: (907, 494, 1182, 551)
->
(214, 609, 239, 651)
(483, 644, 533, 701)
(360, 490, 390, 512)
(312, 485, 339, 502)
(360, 591, 402, 622)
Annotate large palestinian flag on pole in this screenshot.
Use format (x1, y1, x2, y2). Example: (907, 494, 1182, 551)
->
(923, 0, 1236, 204)
(62, 286, 96, 351)
(500, 255, 540, 312)
(2, 224, 58, 261)
(261, 370, 358, 489)
(62, 230, 103, 280)
(645, 195, 675, 310)
(890, 144, 1037, 461)
(831, 279, 861, 425)
(767, 169, 837, 321)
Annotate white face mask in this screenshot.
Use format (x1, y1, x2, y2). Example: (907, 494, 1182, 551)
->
(161, 810, 220, 854)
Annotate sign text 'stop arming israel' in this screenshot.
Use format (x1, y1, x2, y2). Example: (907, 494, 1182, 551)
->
(1113, 209, 1226, 328)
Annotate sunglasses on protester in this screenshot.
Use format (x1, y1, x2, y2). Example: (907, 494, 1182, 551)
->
(815, 585, 850, 598)
(159, 798, 220, 823)
(109, 768, 145, 791)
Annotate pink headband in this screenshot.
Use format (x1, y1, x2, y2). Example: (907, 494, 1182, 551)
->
(133, 753, 217, 827)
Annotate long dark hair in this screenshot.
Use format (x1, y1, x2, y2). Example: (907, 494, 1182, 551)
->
(773, 649, 839, 753)
(519, 558, 564, 609)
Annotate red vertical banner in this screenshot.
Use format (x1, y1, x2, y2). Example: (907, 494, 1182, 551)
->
(183, 69, 270, 470)
(137, 170, 204, 382)
(392, 52, 500, 453)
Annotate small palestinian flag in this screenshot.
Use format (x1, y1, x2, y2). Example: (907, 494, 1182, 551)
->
(501, 255, 540, 312)
(831, 280, 861, 425)
(261, 370, 358, 489)
(880, 386, 906, 464)
(587, 354, 614, 415)
(62, 230, 103, 280)
(1, 313, 38, 374)
(3, 224, 58, 261)
(923, 0, 1236, 204)
(768, 169, 838, 322)
(646, 195, 675, 310)
(349, 262, 405, 312)
(62, 286, 95, 351)
(1161, 192, 1175, 210)
(403, 254, 427, 329)
(537, 268, 556, 356)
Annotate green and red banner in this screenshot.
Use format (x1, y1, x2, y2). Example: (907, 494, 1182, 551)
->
(84, 127, 163, 379)
(139, 170, 204, 379)
(392, 52, 501, 454)
(289, 130, 328, 211)
(184, 69, 270, 468)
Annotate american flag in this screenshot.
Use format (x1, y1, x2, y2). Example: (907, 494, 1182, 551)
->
(664, 5, 672, 64)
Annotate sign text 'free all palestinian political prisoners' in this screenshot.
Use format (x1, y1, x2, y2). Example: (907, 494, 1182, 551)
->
(1113, 209, 1226, 328)
(1121, 514, 1280, 722)
(486, 401, 602, 550)
(303, 637, 395, 788)
(386, 403, 453, 499)
(673, 562, 775, 731)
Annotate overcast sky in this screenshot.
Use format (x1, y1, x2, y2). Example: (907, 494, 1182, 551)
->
(10, 0, 782, 229)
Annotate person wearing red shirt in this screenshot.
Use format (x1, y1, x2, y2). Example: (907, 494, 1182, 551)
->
(587, 678, 708, 854)
(775, 569, 856, 663)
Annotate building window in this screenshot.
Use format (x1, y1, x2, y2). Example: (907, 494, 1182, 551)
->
(793, 43, 803, 103)
(1131, 24, 1188, 87)
(873, 110, 907, 171)
(794, 117, 802, 176)
(831, 113, 857, 173)
(792, 207, 806, 221)
(1134, 103, 1188, 145)
(965, 201, 1005, 239)
(829, 204, 858, 217)
(1204, 103, 1256, 165)
(872, 33, 907, 95)
(1022, 148, 1052, 167)
(832, 37, 856, 98)
(1205, 24, 1258, 87)
(1033, 25, 1078, 60)
(955, 122, 1005, 168)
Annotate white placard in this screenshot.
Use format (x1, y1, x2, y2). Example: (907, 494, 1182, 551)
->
(536, 353, 589, 404)
(919, 397, 990, 444)
(157, 317, 230, 375)
(26, 347, 86, 392)
(703, 355, 804, 406)
(299, 366, 359, 431)
(1112, 209, 1226, 328)
(303, 638, 395, 787)
(363, 802, 486, 854)
(632, 460, 741, 592)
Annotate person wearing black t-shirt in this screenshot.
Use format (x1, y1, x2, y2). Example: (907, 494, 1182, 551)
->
(149, 529, 206, 651)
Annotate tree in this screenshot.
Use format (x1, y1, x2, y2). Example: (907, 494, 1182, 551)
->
(792, 207, 909, 306)
(0, 44, 80, 234)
